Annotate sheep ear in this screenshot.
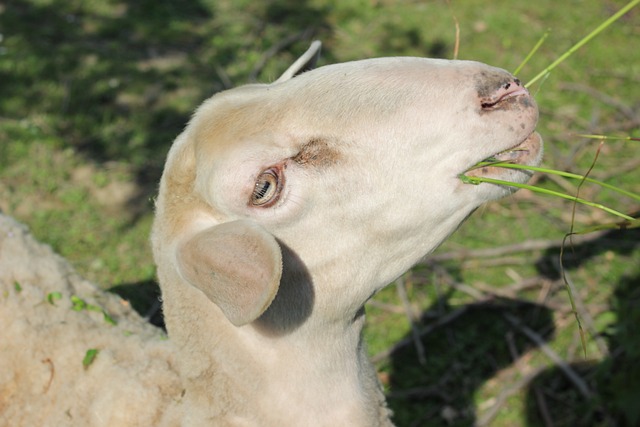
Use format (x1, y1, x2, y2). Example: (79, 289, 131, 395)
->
(176, 219, 282, 326)
(275, 40, 322, 83)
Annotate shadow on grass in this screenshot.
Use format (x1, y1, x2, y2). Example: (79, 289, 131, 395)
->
(386, 298, 554, 427)
(386, 227, 639, 426)
(2, 0, 330, 219)
(109, 279, 165, 329)
(524, 228, 640, 427)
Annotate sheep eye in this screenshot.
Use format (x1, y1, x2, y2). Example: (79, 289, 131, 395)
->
(252, 169, 281, 206)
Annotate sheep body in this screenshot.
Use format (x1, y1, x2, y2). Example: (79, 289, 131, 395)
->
(0, 214, 183, 427)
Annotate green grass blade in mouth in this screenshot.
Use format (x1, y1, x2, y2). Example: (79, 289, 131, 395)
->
(469, 161, 640, 202)
(459, 174, 636, 221)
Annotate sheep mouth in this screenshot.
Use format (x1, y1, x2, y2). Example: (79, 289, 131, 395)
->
(464, 132, 543, 178)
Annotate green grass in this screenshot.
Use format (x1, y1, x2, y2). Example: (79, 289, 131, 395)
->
(1, 1, 639, 426)
(460, 163, 639, 221)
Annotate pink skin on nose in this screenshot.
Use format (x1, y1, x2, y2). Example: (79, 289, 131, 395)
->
(495, 79, 529, 101)
(481, 79, 529, 109)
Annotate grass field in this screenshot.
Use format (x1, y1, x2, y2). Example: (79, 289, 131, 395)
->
(1, 0, 639, 425)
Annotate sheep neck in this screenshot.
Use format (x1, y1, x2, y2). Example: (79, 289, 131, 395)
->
(170, 289, 391, 425)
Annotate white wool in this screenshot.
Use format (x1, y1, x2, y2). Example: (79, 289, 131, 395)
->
(0, 214, 183, 427)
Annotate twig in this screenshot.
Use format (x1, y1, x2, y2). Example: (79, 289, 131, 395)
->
(214, 64, 233, 90)
(559, 82, 637, 121)
(426, 263, 485, 300)
(366, 300, 407, 314)
(424, 231, 609, 263)
(514, 332, 554, 427)
(429, 264, 563, 311)
(459, 256, 529, 270)
(371, 305, 470, 364)
(598, 157, 640, 181)
(503, 313, 592, 399)
(533, 386, 555, 427)
(395, 277, 427, 365)
(536, 278, 553, 306)
(428, 263, 568, 312)
(466, 279, 534, 300)
(475, 365, 547, 427)
(551, 259, 609, 357)
(475, 331, 543, 427)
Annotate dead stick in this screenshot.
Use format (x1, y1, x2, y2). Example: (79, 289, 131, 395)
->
(424, 231, 608, 263)
(503, 313, 592, 399)
(395, 277, 427, 365)
(372, 305, 470, 364)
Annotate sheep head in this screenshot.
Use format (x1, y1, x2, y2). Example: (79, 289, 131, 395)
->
(152, 41, 542, 332)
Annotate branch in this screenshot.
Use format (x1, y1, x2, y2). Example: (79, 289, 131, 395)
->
(503, 313, 592, 399)
(423, 231, 608, 263)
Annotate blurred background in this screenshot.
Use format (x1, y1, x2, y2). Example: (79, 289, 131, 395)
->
(1, 1, 638, 425)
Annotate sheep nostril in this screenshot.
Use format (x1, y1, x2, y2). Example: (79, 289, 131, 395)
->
(481, 79, 529, 110)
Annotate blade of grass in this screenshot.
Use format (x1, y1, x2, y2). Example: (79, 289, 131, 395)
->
(577, 134, 640, 142)
(526, 0, 640, 88)
(562, 141, 604, 358)
(559, 236, 588, 358)
(513, 30, 550, 75)
(83, 348, 100, 368)
(468, 162, 640, 202)
(459, 174, 636, 221)
(568, 139, 606, 236)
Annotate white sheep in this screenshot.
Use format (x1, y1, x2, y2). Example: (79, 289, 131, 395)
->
(1, 41, 542, 426)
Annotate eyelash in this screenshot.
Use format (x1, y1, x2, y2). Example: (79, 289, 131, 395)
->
(251, 166, 284, 207)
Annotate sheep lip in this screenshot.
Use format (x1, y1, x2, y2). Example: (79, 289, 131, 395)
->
(491, 136, 534, 161)
(465, 132, 542, 178)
